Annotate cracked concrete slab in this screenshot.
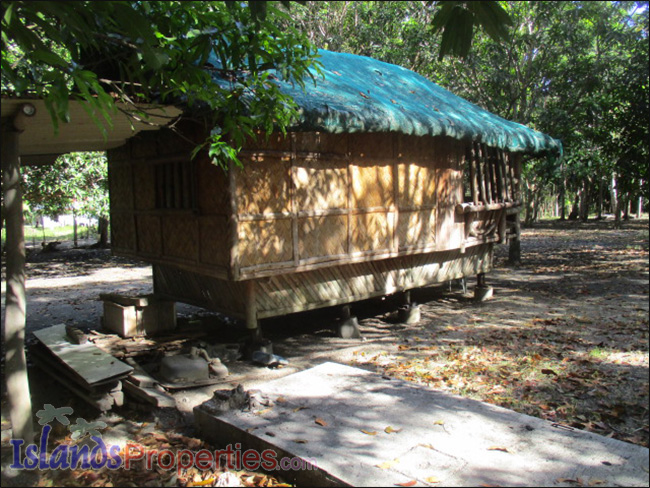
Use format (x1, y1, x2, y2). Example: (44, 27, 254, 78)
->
(195, 362, 649, 487)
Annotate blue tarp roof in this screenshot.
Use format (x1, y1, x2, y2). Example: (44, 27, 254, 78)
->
(211, 49, 562, 156)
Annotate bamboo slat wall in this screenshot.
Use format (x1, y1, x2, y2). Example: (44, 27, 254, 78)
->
(109, 128, 520, 285)
(231, 132, 469, 280)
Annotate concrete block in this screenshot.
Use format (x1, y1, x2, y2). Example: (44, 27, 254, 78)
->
(474, 285, 494, 301)
(194, 362, 649, 488)
(160, 355, 209, 383)
(102, 295, 176, 337)
(338, 316, 361, 339)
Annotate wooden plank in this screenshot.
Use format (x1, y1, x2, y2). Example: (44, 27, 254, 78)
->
(99, 293, 150, 307)
(498, 150, 509, 202)
(229, 161, 241, 280)
(291, 133, 300, 265)
(239, 148, 349, 162)
(455, 201, 522, 214)
(491, 147, 505, 202)
(30, 348, 119, 411)
(469, 145, 479, 205)
(33, 324, 133, 387)
(475, 142, 487, 204)
(123, 381, 176, 408)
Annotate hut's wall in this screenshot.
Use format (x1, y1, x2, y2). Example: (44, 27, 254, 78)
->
(108, 123, 232, 279)
(232, 132, 468, 280)
(110, 127, 518, 289)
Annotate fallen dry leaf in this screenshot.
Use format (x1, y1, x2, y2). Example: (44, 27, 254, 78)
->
(555, 478, 583, 485)
(433, 420, 445, 425)
(384, 426, 402, 434)
(541, 368, 558, 376)
(292, 439, 308, 444)
(425, 476, 441, 483)
(315, 418, 328, 427)
(375, 458, 400, 469)
(396, 481, 417, 487)
(187, 478, 215, 487)
(419, 443, 435, 450)
(361, 429, 378, 436)
(293, 406, 308, 413)
(588, 480, 606, 486)
(487, 446, 511, 453)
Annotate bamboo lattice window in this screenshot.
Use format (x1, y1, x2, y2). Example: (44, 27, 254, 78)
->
(463, 143, 520, 208)
(154, 160, 195, 210)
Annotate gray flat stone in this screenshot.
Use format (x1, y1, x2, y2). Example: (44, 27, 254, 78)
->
(194, 362, 649, 487)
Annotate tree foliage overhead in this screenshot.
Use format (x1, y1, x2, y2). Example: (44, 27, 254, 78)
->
(288, 1, 648, 221)
(1, 0, 319, 166)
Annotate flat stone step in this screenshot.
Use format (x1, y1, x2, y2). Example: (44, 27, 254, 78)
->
(194, 362, 649, 487)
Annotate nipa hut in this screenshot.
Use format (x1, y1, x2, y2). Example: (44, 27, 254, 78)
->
(107, 49, 562, 337)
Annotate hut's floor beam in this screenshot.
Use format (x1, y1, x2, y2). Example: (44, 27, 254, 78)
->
(152, 244, 493, 323)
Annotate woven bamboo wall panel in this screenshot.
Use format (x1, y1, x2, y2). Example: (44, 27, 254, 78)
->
(397, 210, 436, 250)
(162, 216, 198, 261)
(397, 162, 437, 208)
(199, 217, 230, 267)
(108, 144, 129, 162)
(293, 158, 348, 211)
(436, 140, 465, 250)
(136, 215, 162, 256)
(130, 134, 157, 159)
(109, 164, 133, 211)
(397, 134, 436, 162)
(295, 132, 349, 154)
(242, 131, 292, 151)
(111, 212, 136, 252)
(196, 158, 229, 214)
(351, 212, 393, 253)
(349, 132, 395, 160)
(254, 245, 492, 317)
(236, 157, 292, 215)
(133, 163, 156, 210)
(351, 162, 394, 209)
(238, 219, 293, 267)
(299, 215, 348, 259)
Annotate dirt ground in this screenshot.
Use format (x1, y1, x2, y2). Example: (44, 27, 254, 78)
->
(1, 217, 648, 486)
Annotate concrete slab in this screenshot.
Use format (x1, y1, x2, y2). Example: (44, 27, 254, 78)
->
(195, 362, 649, 487)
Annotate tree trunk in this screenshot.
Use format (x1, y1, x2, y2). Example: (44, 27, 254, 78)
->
(638, 194, 644, 219)
(508, 211, 521, 265)
(610, 172, 619, 215)
(98, 216, 109, 247)
(579, 178, 590, 222)
(73, 209, 78, 247)
(597, 179, 604, 220)
(569, 193, 579, 220)
(1, 127, 35, 443)
(524, 187, 535, 226)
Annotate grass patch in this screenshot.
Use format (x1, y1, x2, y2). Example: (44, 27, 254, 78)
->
(1, 225, 96, 247)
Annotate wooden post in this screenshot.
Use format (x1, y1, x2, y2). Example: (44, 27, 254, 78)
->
(475, 142, 486, 203)
(244, 280, 261, 341)
(468, 146, 478, 205)
(2, 121, 35, 442)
